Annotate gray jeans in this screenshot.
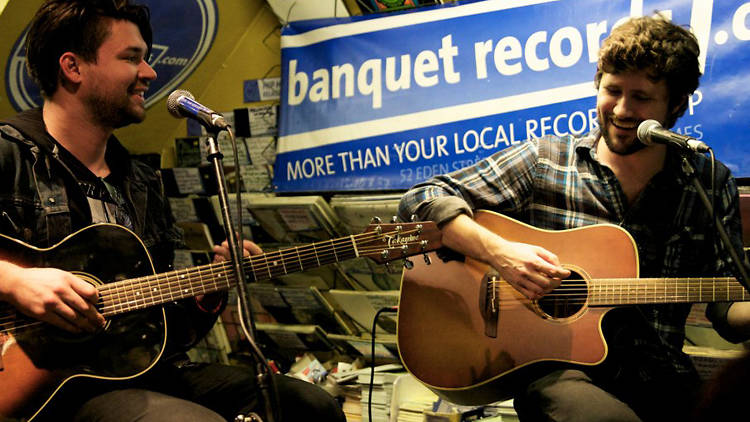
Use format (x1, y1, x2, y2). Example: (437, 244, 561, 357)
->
(35, 362, 344, 422)
(514, 369, 699, 422)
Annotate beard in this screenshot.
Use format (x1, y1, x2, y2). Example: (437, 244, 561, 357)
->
(86, 83, 146, 129)
(598, 113, 647, 156)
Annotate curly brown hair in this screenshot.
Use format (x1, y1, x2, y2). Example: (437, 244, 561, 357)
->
(594, 16, 701, 128)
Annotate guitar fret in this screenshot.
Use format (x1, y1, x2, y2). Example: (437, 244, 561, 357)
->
(711, 277, 717, 301)
(278, 250, 288, 275)
(216, 266, 225, 291)
(724, 277, 729, 301)
(178, 272, 189, 300)
(247, 255, 257, 283)
(295, 246, 304, 272)
(165, 270, 175, 303)
(312, 243, 321, 267)
(350, 235, 360, 257)
(266, 253, 273, 279)
(132, 277, 146, 309)
(330, 239, 339, 262)
(201, 265, 211, 299)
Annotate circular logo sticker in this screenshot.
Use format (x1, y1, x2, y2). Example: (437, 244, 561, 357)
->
(5, 0, 218, 111)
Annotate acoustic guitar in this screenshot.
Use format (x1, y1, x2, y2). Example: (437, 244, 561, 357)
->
(0, 220, 441, 421)
(397, 210, 747, 405)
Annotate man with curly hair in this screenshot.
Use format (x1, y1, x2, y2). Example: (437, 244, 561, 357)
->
(400, 15, 750, 421)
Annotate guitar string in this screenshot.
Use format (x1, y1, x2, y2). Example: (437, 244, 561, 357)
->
(0, 243, 390, 331)
(0, 228, 432, 333)
(4, 280, 745, 332)
(2, 276, 744, 327)
(94, 244, 392, 315)
(0, 244, 403, 334)
(1, 275, 742, 323)
(2, 279, 747, 334)
(491, 281, 745, 305)
(94, 228, 427, 311)
(92, 228, 415, 298)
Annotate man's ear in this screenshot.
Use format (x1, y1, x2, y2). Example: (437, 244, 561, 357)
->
(59, 52, 83, 85)
(671, 95, 687, 116)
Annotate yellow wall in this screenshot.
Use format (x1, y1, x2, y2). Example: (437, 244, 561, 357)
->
(0, 0, 281, 159)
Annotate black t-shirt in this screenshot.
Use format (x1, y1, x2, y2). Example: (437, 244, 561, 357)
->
(53, 139, 134, 230)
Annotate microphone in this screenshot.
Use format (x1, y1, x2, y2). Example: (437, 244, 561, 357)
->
(167, 89, 229, 131)
(636, 119, 709, 153)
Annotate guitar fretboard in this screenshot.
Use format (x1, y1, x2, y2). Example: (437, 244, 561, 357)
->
(588, 277, 747, 306)
(97, 236, 360, 317)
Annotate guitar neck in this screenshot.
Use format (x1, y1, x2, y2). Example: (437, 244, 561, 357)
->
(588, 277, 748, 306)
(97, 236, 361, 317)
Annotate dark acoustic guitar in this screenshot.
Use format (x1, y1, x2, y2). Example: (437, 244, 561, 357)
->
(397, 210, 747, 405)
(0, 220, 441, 421)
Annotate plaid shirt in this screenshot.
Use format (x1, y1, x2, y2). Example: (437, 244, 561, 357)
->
(399, 129, 745, 382)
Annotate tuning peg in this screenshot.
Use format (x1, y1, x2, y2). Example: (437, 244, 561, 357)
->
(423, 253, 431, 265)
(403, 258, 414, 270)
(391, 216, 398, 223)
(381, 249, 390, 260)
(371, 216, 382, 224)
(410, 214, 417, 222)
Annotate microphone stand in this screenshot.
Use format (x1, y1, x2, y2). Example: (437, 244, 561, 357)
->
(678, 151, 750, 291)
(203, 130, 279, 422)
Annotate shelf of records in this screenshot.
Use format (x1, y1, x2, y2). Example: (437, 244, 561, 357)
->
(167, 191, 410, 291)
(187, 287, 402, 369)
(165, 191, 413, 366)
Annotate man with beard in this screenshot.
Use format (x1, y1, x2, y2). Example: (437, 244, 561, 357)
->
(0, 1, 345, 421)
(399, 15, 750, 422)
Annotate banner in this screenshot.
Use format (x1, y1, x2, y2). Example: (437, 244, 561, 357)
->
(276, 0, 750, 192)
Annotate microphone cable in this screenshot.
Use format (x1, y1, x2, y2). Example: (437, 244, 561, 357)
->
(368, 305, 399, 422)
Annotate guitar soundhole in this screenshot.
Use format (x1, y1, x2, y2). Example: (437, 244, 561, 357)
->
(537, 270, 587, 320)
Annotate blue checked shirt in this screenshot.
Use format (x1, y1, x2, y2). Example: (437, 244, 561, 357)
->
(399, 129, 745, 381)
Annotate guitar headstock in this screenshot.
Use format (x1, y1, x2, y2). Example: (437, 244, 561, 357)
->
(357, 218, 442, 265)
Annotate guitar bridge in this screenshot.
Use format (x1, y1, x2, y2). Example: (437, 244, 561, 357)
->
(478, 271, 500, 338)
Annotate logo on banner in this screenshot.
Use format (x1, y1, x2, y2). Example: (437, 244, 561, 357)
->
(4, 0, 218, 111)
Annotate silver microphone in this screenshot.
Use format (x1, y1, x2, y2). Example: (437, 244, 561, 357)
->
(636, 119, 709, 153)
(167, 89, 229, 131)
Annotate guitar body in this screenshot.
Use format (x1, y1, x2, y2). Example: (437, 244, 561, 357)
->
(0, 224, 166, 421)
(397, 210, 639, 405)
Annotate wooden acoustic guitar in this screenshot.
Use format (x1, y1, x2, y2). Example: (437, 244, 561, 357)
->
(0, 220, 441, 421)
(397, 210, 747, 405)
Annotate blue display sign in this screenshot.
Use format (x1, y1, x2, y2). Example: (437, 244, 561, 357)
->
(275, 0, 750, 192)
(5, 0, 218, 111)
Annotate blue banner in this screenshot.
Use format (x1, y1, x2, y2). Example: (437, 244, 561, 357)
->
(275, 0, 750, 192)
